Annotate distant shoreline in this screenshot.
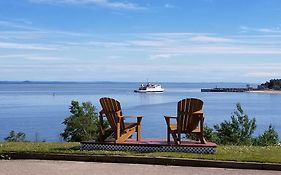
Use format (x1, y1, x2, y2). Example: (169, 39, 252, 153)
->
(249, 90, 281, 94)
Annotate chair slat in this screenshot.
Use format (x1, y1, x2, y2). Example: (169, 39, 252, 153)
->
(99, 97, 142, 143)
(166, 98, 205, 144)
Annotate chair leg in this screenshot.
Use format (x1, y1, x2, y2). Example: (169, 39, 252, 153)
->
(199, 132, 206, 144)
(199, 117, 206, 144)
(167, 127, 170, 143)
(136, 116, 142, 144)
(116, 128, 135, 143)
(137, 125, 141, 143)
(171, 133, 179, 145)
(98, 114, 105, 142)
(99, 131, 105, 142)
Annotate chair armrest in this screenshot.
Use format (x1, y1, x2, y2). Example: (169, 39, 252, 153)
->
(123, 116, 143, 124)
(123, 115, 143, 119)
(164, 115, 177, 119)
(192, 110, 203, 115)
(192, 110, 204, 118)
(164, 115, 176, 126)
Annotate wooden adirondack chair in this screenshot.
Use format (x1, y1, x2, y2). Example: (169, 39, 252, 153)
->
(164, 98, 206, 145)
(99, 97, 143, 144)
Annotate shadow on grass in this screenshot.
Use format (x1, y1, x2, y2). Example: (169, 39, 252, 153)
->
(51, 146, 81, 152)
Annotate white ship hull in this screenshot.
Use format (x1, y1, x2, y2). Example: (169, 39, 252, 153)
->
(134, 83, 164, 93)
(134, 88, 164, 93)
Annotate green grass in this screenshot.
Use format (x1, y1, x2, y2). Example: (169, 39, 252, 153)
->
(0, 142, 281, 164)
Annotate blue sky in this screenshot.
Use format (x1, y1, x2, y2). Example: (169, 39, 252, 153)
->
(0, 0, 281, 82)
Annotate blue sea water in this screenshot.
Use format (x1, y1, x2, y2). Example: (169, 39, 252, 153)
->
(0, 82, 280, 141)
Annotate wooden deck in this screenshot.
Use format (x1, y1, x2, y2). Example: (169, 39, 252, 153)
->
(81, 138, 217, 154)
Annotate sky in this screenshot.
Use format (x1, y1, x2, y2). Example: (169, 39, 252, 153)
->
(0, 0, 281, 83)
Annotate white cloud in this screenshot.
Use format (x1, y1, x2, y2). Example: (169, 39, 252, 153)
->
(128, 40, 166, 47)
(26, 56, 64, 61)
(246, 72, 281, 78)
(164, 3, 174, 8)
(149, 54, 181, 60)
(2, 19, 281, 62)
(28, 0, 146, 10)
(0, 42, 60, 50)
(2, 62, 280, 82)
(0, 54, 67, 62)
(2, 28, 281, 55)
(124, 33, 281, 55)
(0, 20, 39, 31)
(189, 36, 235, 43)
(88, 41, 130, 47)
(240, 26, 281, 34)
(156, 45, 281, 55)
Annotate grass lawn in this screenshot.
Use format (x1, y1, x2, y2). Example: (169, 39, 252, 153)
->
(0, 142, 281, 164)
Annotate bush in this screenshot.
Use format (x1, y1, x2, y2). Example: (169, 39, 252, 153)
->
(202, 103, 280, 146)
(214, 103, 256, 145)
(203, 125, 219, 143)
(187, 124, 219, 142)
(253, 124, 279, 146)
(4, 130, 26, 142)
(61, 101, 99, 142)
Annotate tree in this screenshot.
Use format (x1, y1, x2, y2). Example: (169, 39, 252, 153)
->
(61, 101, 99, 142)
(4, 130, 26, 142)
(214, 103, 256, 145)
(253, 124, 279, 146)
(186, 125, 219, 143)
(259, 79, 281, 90)
(189, 103, 279, 146)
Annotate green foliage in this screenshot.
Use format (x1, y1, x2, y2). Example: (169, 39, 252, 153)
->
(186, 125, 219, 143)
(214, 103, 256, 145)
(201, 103, 279, 146)
(4, 130, 26, 142)
(61, 101, 99, 142)
(253, 125, 279, 146)
(1, 142, 281, 164)
(203, 125, 219, 143)
(260, 79, 281, 90)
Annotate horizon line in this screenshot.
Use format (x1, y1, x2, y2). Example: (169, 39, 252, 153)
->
(0, 80, 262, 84)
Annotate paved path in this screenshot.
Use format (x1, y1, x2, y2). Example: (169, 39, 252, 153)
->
(0, 160, 280, 175)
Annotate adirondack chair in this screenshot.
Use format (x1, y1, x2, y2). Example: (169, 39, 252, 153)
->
(164, 98, 206, 145)
(99, 97, 143, 144)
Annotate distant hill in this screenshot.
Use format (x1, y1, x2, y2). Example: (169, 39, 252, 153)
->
(0, 81, 79, 84)
(0, 81, 122, 84)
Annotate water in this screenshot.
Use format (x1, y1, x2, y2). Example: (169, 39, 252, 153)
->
(0, 82, 280, 141)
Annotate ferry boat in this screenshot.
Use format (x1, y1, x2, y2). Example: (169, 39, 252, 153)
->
(134, 83, 164, 93)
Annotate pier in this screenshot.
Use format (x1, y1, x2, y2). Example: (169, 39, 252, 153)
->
(201, 87, 253, 92)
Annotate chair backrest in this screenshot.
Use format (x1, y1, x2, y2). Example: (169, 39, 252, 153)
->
(99, 97, 125, 132)
(177, 98, 203, 133)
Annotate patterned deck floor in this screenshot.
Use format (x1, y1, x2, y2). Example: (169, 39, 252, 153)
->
(81, 138, 217, 154)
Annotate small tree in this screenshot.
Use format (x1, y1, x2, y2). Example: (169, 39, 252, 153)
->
(214, 103, 256, 145)
(253, 124, 279, 146)
(61, 101, 99, 142)
(4, 130, 26, 142)
(186, 125, 219, 143)
(203, 125, 219, 143)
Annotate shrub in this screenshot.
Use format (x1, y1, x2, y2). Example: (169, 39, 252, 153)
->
(4, 130, 26, 142)
(61, 101, 99, 142)
(253, 124, 279, 146)
(203, 125, 219, 143)
(187, 103, 280, 146)
(214, 103, 256, 145)
(186, 125, 218, 141)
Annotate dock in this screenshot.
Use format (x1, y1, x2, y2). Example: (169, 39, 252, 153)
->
(201, 88, 252, 92)
(81, 138, 217, 154)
